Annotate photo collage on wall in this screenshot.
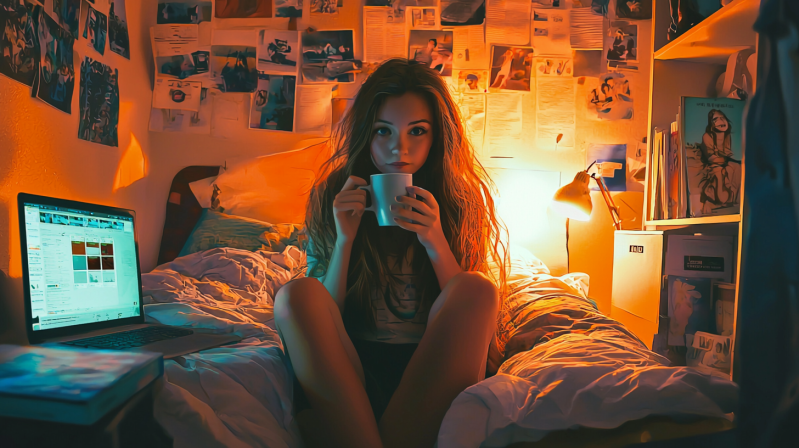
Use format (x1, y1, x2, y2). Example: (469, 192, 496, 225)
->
(143, 0, 650, 142)
(0, 0, 131, 148)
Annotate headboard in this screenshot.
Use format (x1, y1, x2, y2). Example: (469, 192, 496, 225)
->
(156, 166, 221, 266)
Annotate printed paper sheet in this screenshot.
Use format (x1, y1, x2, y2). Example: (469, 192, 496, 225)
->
(485, 93, 523, 156)
(295, 85, 333, 136)
(453, 24, 487, 70)
(531, 8, 571, 56)
(536, 78, 575, 149)
(364, 7, 407, 63)
(486, 0, 531, 45)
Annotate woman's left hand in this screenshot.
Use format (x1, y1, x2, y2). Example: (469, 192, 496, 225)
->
(391, 186, 448, 252)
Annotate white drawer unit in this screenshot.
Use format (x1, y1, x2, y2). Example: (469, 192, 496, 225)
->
(611, 231, 665, 349)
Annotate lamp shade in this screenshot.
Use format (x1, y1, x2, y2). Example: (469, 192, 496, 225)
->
(551, 171, 593, 221)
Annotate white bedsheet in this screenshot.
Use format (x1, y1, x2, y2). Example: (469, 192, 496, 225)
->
(436, 274, 739, 448)
(142, 247, 305, 448)
(143, 247, 737, 448)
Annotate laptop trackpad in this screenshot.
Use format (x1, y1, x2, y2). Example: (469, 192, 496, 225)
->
(142, 332, 241, 359)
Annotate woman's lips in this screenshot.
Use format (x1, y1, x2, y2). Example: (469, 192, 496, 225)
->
(388, 162, 409, 166)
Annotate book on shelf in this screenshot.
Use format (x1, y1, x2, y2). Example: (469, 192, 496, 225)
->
(648, 128, 663, 220)
(680, 96, 745, 218)
(0, 344, 163, 425)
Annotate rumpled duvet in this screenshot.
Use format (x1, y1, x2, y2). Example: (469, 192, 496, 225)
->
(436, 271, 739, 448)
(141, 246, 305, 448)
(142, 247, 738, 448)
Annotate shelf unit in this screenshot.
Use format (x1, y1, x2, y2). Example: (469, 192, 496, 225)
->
(622, 0, 760, 382)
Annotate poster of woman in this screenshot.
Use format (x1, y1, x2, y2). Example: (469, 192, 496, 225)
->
(682, 97, 745, 217)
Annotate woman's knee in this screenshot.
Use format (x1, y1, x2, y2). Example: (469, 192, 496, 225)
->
(447, 271, 500, 310)
(274, 277, 328, 324)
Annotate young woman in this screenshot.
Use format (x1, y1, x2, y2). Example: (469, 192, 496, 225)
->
(274, 59, 507, 448)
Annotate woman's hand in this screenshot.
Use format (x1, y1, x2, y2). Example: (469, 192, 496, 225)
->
(391, 186, 448, 253)
(333, 176, 368, 245)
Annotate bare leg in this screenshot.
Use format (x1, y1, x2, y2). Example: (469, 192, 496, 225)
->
(378, 271, 499, 448)
(274, 277, 382, 448)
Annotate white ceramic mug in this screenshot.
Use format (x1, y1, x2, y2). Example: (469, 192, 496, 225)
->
(359, 173, 413, 226)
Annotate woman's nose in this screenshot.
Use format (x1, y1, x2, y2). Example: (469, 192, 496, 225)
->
(394, 133, 410, 154)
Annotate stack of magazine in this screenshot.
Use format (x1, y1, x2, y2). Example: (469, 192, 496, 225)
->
(648, 96, 745, 220)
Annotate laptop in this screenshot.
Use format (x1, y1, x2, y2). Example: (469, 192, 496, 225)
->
(17, 193, 240, 358)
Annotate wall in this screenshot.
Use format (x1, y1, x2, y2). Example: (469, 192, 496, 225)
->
(0, 1, 157, 343)
(1, 0, 650, 341)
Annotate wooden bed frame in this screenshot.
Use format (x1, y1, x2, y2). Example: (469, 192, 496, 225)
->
(156, 166, 220, 266)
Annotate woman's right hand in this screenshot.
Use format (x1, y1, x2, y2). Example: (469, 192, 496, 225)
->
(333, 176, 368, 244)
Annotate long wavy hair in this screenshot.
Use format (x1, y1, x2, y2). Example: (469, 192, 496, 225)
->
(306, 59, 507, 334)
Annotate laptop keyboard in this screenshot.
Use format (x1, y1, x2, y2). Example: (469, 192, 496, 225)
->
(61, 326, 194, 350)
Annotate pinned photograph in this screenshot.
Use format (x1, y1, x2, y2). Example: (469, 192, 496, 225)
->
(301, 30, 361, 83)
(275, 0, 302, 17)
(152, 78, 202, 111)
(587, 72, 633, 120)
(409, 30, 453, 76)
(616, 0, 651, 20)
(154, 86, 211, 133)
(157, 53, 198, 79)
(215, 0, 271, 18)
(535, 57, 572, 77)
(410, 7, 437, 29)
(440, 0, 483, 25)
(34, 9, 75, 113)
(157, 1, 212, 23)
(108, 0, 130, 59)
(211, 44, 257, 92)
(78, 57, 119, 146)
(257, 29, 298, 74)
(0, 0, 39, 86)
(250, 72, 296, 132)
(366, 0, 406, 21)
(310, 0, 342, 15)
(52, 0, 80, 38)
(82, 3, 107, 55)
(192, 50, 209, 73)
(455, 69, 487, 93)
(605, 22, 637, 62)
(489, 45, 534, 91)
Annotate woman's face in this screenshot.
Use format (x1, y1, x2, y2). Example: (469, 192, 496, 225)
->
(711, 112, 729, 132)
(370, 92, 434, 175)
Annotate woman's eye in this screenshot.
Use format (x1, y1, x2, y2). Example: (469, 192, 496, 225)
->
(375, 127, 390, 136)
(409, 127, 427, 136)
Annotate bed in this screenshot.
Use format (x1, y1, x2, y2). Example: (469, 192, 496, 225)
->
(142, 147, 738, 448)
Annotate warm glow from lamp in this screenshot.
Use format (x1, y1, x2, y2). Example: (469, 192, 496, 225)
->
(488, 168, 561, 246)
(551, 171, 593, 221)
(113, 133, 146, 191)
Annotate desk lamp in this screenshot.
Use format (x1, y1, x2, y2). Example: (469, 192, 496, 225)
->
(551, 161, 622, 230)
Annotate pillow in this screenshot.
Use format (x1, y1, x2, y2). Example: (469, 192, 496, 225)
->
(179, 209, 304, 257)
(189, 139, 331, 224)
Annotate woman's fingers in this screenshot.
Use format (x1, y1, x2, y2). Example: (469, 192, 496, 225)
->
(393, 217, 424, 233)
(336, 201, 365, 216)
(391, 205, 431, 226)
(336, 190, 367, 204)
(341, 175, 367, 191)
(396, 196, 433, 217)
(405, 186, 438, 210)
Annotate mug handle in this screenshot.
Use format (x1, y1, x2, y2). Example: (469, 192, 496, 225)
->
(358, 185, 376, 213)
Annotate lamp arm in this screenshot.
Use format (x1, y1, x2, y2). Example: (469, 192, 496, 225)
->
(592, 174, 622, 230)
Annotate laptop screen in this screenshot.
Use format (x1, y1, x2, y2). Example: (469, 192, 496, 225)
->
(22, 201, 141, 332)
